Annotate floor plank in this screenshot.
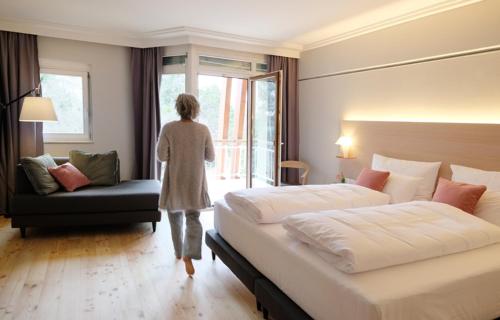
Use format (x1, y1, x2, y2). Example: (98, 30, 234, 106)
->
(0, 213, 260, 320)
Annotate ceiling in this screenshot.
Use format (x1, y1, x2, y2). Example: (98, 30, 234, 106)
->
(0, 0, 480, 57)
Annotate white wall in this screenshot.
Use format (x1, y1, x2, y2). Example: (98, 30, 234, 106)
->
(38, 37, 135, 179)
(298, 0, 500, 184)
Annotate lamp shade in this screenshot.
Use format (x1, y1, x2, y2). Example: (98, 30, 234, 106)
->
(335, 136, 353, 147)
(19, 97, 57, 122)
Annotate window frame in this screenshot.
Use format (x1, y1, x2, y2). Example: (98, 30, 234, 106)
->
(196, 49, 267, 80)
(40, 65, 92, 143)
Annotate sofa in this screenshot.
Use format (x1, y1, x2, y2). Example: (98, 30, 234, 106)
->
(10, 157, 161, 238)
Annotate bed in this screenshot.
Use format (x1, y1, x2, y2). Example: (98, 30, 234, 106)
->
(206, 121, 500, 320)
(211, 200, 500, 320)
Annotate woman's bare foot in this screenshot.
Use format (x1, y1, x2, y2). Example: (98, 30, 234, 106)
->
(183, 256, 195, 276)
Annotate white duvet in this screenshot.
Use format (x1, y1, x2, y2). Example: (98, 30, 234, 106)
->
(284, 201, 500, 273)
(224, 184, 390, 223)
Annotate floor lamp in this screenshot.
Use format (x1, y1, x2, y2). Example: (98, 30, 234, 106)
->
(1, 84, 57, 152)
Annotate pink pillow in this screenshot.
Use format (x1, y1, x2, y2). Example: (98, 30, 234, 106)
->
(48, 162, 91, 192)
(356, 168, 390, 192)
(432, 178, 487, 214)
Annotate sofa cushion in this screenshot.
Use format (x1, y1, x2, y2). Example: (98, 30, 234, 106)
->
(48, 163, 91, 192)
(20, 154, 60, 195)
(11, 180, 160, 215)
(69, 150, 120, 186)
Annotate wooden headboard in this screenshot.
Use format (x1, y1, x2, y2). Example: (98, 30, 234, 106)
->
(339, 121, 500, 180)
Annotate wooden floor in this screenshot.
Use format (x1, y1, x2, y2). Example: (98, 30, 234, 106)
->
(0, 213, 260, 320)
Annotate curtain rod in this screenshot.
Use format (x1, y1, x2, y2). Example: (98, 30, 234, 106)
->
(298, 44, 500, 82)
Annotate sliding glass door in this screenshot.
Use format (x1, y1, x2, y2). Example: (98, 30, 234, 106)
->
(247, 71, 282, 188)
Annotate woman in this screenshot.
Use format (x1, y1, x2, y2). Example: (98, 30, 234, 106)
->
(157, 93, 215, 276)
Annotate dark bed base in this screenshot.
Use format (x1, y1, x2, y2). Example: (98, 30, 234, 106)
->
(205, 229, 312, 320)
(255, 278, 313, 320)
(205, 229, 263, 293)
(206, 229, 500, 320)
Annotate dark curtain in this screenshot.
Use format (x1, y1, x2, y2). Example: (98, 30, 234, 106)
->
(268, 55, 299, 185)
(131, 47, 162, 180)
(0, 31, 43, 215)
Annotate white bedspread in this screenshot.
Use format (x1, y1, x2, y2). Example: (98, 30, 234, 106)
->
(215, 200, 500, 320)
(224, 184, 390, 223)
(284, 201, 500, 273)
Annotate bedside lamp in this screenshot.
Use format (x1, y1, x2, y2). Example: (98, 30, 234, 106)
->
(335, 136, 353, 158)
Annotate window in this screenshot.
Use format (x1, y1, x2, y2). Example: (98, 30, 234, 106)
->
(199, 56, 252, 71)
(159, 73, 185, 182)
(159, 73, 186, 125)
(157, 45, 267, 198)
(256, 62, 268, 73)
(163, 55, 186, 66)
(41, 68, 91, 142)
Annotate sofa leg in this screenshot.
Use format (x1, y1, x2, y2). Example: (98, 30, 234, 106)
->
(152, 221, 157, 232)
(20, 227, 26, 238)
(263, 307, 269, 319)
(256, 300, 262, 312)
(211, 250, 216, 261)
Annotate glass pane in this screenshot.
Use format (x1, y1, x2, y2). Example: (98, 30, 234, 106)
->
(199, 56, 251, 71)
(256, 63, 268, 73)
(198, 75, 248, 200)
(41, 73, 84, 134)
(251, 76, 277, 187)
(159, 73, 185, 184)
(159, 73, 185, 125)
(162, 55, 186, 66)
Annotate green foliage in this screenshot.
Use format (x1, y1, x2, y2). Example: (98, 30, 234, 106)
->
(198, 75, 222, 137)
(159, 74, 185, 125)
(41, 73, 84, 134)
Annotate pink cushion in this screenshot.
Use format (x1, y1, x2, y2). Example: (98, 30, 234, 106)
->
(432, 178, 487, 214)
(48, 162, 91, 192)
(356, 168, 390, 192)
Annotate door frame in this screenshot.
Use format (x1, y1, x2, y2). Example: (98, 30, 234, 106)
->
(246, 70, 283, 188)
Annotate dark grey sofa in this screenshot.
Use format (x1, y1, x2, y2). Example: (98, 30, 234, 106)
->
(11, 157, 161, 238)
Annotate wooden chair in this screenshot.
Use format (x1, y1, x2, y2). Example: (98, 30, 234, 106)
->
(280, 160, 310, 185)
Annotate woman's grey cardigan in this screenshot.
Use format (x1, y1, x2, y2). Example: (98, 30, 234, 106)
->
(157, 120, 215, 211)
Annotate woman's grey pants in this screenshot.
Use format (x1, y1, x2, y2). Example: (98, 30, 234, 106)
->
(167, 210, 202, 260)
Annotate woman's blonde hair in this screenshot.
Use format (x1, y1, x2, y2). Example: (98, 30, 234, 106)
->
(175, 93, 200, 120)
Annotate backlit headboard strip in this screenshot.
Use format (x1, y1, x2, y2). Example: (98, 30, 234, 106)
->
(339, 120, 500, 180)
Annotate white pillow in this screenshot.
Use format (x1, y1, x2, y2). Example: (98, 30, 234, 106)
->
(372, 154, 441, 200)
(382, 173, 423, 204)
(451, 164, 500, 191)
(345, 178, 356, 184)
(475, 191, 500, 226)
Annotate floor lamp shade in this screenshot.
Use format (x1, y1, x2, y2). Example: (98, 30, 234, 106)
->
(19, 97, 57, 122)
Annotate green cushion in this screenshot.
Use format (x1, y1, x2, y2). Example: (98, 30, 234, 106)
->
(69, 150, 119, 186)
(20, 154, 60, 195)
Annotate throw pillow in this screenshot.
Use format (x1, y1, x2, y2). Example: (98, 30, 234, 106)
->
(432, 178, 487, 214)
(356, 168, 390, 192)
(382, 173, 423, 204)
(48, 162, 91, 192)
(20, 154, 60, 195)
(69, 150, 119, 186)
